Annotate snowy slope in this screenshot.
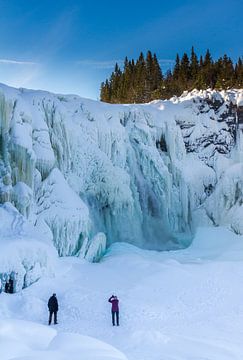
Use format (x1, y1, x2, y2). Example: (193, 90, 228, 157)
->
(0, 83, 242, 267)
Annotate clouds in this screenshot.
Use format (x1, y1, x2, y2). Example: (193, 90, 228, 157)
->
(0, 59, 37, 65)
(0, 58, 41, 88)
(76, 59, 123, 69)
(76, 58, 174, 70)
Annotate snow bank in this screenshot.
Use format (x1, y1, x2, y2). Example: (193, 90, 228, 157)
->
(0, 319, 127, 360)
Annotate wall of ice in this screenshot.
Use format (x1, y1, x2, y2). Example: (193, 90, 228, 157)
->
(0, 83, 242, 265)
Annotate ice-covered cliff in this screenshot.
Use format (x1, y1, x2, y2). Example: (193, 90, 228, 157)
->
(0, 83, 242, 269)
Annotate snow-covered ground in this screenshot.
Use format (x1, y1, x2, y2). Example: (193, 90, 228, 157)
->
(1, 226, 243, 360)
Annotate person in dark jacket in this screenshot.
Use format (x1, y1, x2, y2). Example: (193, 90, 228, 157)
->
(48, 293, 58, 325)
(8, 278, 14, 294)
(108, 295, 119, 326)
(4, 277, 14, 293)
(5, 281, 10, 293)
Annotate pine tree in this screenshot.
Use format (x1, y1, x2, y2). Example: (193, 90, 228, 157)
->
(190, 46, 199, 86)
(222, 54, 234, 88)
(173, 54, 180, 80)
(135, 52, 146, 102)
(153, 54, 163, 87)
(100, 80, 111, 102)
(214, 57, 224, 89)
(180, 53, 190, 84)
(195, 55, 205, 89)
(122, 56, 133, 102)
(109, 63, 122, 103)
(202, 49, 215, 88)
(235, 57, 243, 87)
(150, 53, 163, 99)
(144, 50, 153, 102)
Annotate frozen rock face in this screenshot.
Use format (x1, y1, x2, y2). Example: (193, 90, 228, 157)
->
(0, 83, 242, 257)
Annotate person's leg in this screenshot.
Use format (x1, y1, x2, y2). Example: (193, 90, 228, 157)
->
(54, 311, 57, 324)
(116, 311, 119, 326)
(112, 312, 115, 326)
(49, 311, 53, 325)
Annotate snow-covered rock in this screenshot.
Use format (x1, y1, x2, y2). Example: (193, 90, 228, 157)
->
(0, 83, 242, 261)
(0, 203, 57, 291)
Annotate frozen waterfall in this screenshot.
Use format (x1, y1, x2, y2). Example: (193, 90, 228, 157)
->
(0, 83, 242, 268)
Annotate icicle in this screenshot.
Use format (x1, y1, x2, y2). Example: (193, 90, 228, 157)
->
(83, 232, 106, 263)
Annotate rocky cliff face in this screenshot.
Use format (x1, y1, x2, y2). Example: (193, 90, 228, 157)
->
(0, 84, 242, 259)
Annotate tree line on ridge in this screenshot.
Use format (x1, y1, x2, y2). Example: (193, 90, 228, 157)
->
(100, 48, 243, 103)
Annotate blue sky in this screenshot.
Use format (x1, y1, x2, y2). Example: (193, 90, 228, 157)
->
(0, 0, 242, 99)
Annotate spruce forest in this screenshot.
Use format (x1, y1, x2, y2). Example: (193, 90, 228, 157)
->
(100, 48, 243, 103)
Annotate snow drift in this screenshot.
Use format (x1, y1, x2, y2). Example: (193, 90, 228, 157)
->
(0, 83, 242, 263)
(0, 319, 127, 360)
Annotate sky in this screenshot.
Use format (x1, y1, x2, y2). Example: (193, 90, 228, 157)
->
(0, 0, 242, 100)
